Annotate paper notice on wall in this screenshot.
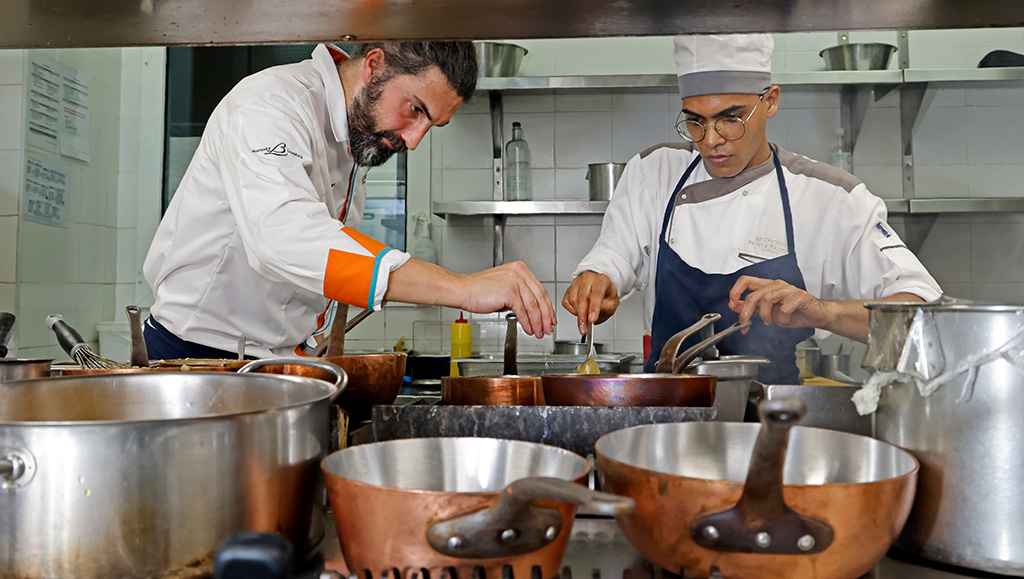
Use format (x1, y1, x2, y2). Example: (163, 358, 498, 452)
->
(26, 52, 91, 163)
(22, 154, 70, 228)
(58, 67, 91, 163)
(27, 53, 61, 155)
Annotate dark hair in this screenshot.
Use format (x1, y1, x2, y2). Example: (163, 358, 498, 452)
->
(353, 41, 478, 101)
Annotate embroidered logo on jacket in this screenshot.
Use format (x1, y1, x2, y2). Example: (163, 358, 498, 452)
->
(251, 142, 304, 159)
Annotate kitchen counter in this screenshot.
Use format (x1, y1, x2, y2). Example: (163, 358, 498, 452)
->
(309, 515, 1001, 579)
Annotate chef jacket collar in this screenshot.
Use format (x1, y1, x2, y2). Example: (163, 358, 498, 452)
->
(314, 44, 351, 144)
(676, 148, 776, 207)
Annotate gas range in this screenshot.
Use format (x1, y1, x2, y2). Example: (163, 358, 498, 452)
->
(302, 515, 998, 579)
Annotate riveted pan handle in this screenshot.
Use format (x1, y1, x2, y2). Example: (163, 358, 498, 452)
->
(690, 397, 834, 555)
(427, 477, 634, 559)
(239, 357, 349, 401)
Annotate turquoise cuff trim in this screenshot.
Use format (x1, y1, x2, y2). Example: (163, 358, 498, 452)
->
(368, 247, 394, 308)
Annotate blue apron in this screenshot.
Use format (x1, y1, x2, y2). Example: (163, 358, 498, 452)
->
(643, 146, 812, 384)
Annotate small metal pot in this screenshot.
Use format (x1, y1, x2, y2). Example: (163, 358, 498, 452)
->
(474, 41, 528, 77)
(553, 340, 607, 356)
(586, 163, 626, 201)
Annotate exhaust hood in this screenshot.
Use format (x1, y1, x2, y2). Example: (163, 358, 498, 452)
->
(3, 0, 1024, 49)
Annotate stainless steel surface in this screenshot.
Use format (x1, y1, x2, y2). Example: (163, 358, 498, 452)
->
(553, 340, 607, 356)
(904, 67, 1024, 82)
(477, 70, 904, 91)
(586, 163, 625, 202)
(687, 355, 769, 422)
(475, 41, 527, 77)
(434, 200, 609, 217)
(755, 383, 872, 436)
(598, 421, 915, 484)
(323, 437, 587, 490)
(0, 370, 343, 578)
(870, 302, 1024, 574)
(456, 353, 635, 376)
(820, 42, 898, 70)
(4, 0, 1024, 49)
(0, 358, 52, 382)
(909, 198, 1024, 213)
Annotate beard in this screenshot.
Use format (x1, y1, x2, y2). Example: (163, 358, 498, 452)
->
(348, 76, 408, 167)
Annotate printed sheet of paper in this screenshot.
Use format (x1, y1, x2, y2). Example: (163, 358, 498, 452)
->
(22, 154, 70, 228)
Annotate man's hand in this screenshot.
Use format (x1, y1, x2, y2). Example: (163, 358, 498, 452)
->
(562, 271, 620, 336)
(385, 259, 556, 338)
(728, 275, 831, 332)
(727, 275, 926, 343)
(458, 261, 556, 338)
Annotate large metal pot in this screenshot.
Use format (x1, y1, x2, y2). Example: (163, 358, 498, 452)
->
(685, 355, 769, 421)
(596, 398, 919, 578)
(0, 357, 346, 578)
(866, 301, 1024, 574)
(321, 437, 633, 579)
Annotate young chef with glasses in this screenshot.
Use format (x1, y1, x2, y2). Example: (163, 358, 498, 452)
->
(144, 41, 555, 360)
(562, 34, 941, 384)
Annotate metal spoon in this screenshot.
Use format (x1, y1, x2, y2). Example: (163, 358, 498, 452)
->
(577, 322, 600, 375)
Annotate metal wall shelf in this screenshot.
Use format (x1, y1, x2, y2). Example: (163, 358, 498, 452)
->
(476, 68, 1024, 92)
(434, 200, 608, 217)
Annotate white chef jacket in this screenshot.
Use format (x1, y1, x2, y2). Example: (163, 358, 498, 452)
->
(145, 44, 411, 357)
(574, 143, 942, 333)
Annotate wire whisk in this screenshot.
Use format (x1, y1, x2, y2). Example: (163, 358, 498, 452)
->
(46, 314, 129, 369)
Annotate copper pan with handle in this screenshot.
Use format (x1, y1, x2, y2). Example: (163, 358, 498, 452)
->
(441, 312, 540, 405)
(320, 437, 634, 579)
(595, 397, 919, 578)
(539, 313, 750, 407)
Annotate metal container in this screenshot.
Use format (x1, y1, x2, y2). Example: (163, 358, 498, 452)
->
(586, 162, 626, 201)
(819, 42, 897, 71)
(0, 358, 346, 578)
(686, 355, 768, 421)
(455, 353, 634, 376)
(553, 339, 607, 356)
(0, 358, 52, 381)
(868, 302, 1024, 574)
(474, 41, 528, 77)
(752, 383, 872, 436)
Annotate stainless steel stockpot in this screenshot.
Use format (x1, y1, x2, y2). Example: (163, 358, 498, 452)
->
(867, 302, 1024, 574)
(0, 358, 345, 579)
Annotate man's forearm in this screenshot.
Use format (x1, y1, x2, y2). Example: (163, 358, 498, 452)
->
(382, 258, 464, 307)
(821, 292, 925, 343)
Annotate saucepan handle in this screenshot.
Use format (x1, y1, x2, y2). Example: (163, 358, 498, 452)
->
(671, 320, 751, 374)
(690, 397, 835, 555)
(654, 312, 721, 373)
(427, 476, 634, 559)
(238, 357, 349, 401)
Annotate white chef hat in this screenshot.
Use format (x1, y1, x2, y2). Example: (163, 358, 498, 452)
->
(674, 34, 774, 99)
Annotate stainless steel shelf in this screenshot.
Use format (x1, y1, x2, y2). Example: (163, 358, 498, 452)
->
(477, 68, 1024, 93)
(433, 200, 609, 217)
(909, 198, 1024, 213)
(904, 68, 1024, 83)
(477, 70, 904, 92)
(884, 199, 909, 214)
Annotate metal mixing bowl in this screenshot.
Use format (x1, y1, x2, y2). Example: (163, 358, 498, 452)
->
(819, 43, 897, 71)
(474, 41, 528, 77)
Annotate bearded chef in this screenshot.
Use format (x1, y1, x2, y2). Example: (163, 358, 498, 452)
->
(562, 34, 941, 384)
(144, 41, 555, 360)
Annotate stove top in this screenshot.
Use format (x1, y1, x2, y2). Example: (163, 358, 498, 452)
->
(301, 515, 1004, 579)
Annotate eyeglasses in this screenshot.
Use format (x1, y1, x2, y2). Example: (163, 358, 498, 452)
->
(675, 92, 766, 143)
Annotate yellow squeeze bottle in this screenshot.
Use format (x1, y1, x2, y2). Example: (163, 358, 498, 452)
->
(450, 312, 472, 377)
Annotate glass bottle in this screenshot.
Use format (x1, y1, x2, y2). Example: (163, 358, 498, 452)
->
(829, 127, 853, 173)
(504, 122, 532, 201)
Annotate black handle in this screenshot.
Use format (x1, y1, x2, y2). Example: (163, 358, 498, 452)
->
(46, 314, 87, 358)
(213, 532, 293, 579)
(0, 312, 15, 358)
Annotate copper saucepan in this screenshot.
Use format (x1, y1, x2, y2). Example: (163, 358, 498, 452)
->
(595, 398, 919, 578)
(442, 312, 539, 405)
(320, 437, 634, 579)
(539, 313, 748, 407)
